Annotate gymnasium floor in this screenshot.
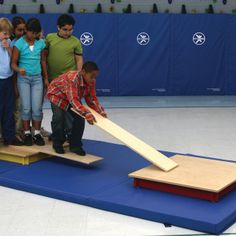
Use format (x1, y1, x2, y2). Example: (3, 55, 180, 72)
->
(0, 96, 236, 236)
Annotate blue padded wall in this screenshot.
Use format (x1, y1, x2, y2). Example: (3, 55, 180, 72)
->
(1, 13, 236, 96)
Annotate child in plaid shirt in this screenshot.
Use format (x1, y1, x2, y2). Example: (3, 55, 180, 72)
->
(47, 61, 107, 155)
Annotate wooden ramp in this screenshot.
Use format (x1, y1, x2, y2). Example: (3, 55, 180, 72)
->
(72, 106, 178, 172)
(129, 154, 236, 201)
(27, 144, 103, 165)
(0, 143, 103, 165)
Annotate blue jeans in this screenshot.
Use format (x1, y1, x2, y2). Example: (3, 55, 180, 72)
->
(17, 74, 43, 121)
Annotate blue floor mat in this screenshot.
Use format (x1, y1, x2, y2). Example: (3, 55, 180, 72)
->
(0, 160, 20, 174)
(0, 140, 235, 234)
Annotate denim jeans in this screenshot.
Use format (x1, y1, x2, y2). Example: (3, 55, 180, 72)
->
(51, 103, 85, 148)
(17, 74, 43, 121)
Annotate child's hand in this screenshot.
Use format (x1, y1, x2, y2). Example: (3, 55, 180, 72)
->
(1, 39, 10, 49)
(100, 112, 107, 118)
(18, 68, 26, 76)
(87, 116, 96, 125)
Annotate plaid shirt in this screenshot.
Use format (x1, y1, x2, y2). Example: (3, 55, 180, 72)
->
(47, 70, 105, 120)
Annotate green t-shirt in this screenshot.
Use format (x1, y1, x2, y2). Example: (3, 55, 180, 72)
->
(45, 33, 83, 81)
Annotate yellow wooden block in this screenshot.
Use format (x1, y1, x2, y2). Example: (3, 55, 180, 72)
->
(0, 152, 51, 165)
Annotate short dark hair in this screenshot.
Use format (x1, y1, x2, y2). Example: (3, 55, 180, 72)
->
(82, 61, 99, 73)
(26, 18, 41, 33)
(12, 16, 25, 29)
(57, 14, 75, 27)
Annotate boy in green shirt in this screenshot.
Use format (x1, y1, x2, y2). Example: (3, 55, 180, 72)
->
(45, 14, 83, 81)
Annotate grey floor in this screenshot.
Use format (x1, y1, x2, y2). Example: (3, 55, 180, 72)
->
(1, 96, 236, 236)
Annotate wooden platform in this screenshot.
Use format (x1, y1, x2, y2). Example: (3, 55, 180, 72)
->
(0, 143, 103, 165)
(72, 106, 178, 172)
(28, 143, 103, 164)
(129, 155, 236, 202)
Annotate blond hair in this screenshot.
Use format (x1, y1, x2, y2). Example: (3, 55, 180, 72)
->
(0, 17, 13, 34)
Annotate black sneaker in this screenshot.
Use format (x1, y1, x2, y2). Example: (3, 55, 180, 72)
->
(33, 134, 45, 146)
(53, 145, 65, 154)
(4, 136, 24, 146)
(24, 134, 33, 146)
(70, 147, 86, 156)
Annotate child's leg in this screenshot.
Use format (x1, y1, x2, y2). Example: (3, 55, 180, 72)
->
(31, 75, 45, 146)
(67, 110, 85, 148)
(66, 109, 85, 155)
(0, 77, 16, 143)
(14, 97, 23, 138)
(17, 75, 32, 125)
(51, 103, 66, 150)
(31, 75, 43, 127)
(17, 75, 33, 145)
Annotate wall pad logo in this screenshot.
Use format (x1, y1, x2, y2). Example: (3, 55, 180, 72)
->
(137, 32, 150, 45)
(193, 32, 206, 45)
(80, 32, 93, 46)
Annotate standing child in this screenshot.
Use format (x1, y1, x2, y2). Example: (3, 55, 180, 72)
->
(45, 14, 83, 82)
(11, 16, 26, 140)
(0, 17, 22, 146)
(11, 18, 48, 146)
(47, 62, 107, 155)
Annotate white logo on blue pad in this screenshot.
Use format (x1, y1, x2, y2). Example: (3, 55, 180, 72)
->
(193, 32, 206, 45)
(80, 32, 93, 46)
(137, 32, 150, 46)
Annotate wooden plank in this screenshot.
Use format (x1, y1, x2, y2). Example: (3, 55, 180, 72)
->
(0, 145, 39, 157)
(71, 106, 178, 172)
(23, 144, 103, 165)
(129, 155, 236, 192)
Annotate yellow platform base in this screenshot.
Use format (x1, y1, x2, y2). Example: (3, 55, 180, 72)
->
(0, 152, 51, 165)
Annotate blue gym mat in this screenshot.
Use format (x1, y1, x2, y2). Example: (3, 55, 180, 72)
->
(0, 140, 235, 234)
(0, 160, 20, 174)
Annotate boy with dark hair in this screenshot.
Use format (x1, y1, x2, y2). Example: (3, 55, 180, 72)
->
(57, 14, 75, 26)
(47, 61, 107, 155)
(45, 14, 83, 82)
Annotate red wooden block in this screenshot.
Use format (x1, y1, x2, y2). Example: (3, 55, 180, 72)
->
(134, 178, 236, 202)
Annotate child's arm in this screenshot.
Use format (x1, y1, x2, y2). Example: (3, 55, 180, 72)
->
(41, 49, 49, 89)
(65, 77, 96, 124)
(1, 39, 12, 57)
(11, 47, 26, 76)
(75, 54, 83, 72)
(84, 81, 107, 118)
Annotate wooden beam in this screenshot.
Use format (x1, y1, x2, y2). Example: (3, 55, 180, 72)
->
(72, 106, 178, 172)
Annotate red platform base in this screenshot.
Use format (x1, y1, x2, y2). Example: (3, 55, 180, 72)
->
(134, 178, 236, 202)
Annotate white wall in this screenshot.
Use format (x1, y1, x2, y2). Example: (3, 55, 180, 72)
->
(0, 0, 236, 14)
